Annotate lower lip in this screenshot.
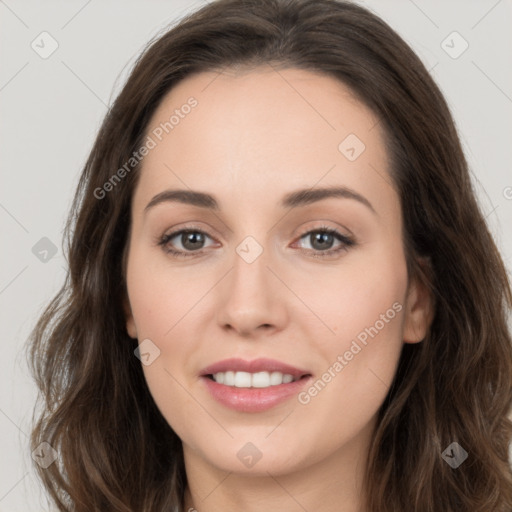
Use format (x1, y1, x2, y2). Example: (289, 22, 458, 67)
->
(201, 375, 312, 412)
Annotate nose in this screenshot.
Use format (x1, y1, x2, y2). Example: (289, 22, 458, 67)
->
(216, 244, 288, 337)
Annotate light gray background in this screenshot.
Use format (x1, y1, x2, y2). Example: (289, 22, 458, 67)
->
(1, 1, 511, 510)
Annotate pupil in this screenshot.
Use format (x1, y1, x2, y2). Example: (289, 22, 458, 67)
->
(183, 232, 204, 250)
(312, 232, 333, 250)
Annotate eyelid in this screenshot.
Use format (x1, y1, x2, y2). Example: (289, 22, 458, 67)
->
(290, 220, 354, 242)
(155, 221, 219, 243)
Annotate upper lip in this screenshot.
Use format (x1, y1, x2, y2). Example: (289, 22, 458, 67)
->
(200, 358, 311, 379)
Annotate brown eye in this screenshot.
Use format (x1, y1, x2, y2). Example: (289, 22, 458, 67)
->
(295, 227, 355, 258)
(178, 231, 206, 251)
(158, 229, 215, 256)
(308, 231, 336, 251)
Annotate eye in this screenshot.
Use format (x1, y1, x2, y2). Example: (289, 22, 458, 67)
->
(157, 229, 216, 257)
(156, 225, 355, 259)
(294, 227, 355, 257)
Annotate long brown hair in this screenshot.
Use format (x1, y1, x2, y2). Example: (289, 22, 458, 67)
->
(25, 0, 512, 510)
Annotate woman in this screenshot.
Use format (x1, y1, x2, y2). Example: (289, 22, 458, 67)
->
(26, 0, 512, 510)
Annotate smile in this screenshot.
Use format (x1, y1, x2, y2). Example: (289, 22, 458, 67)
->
(208, 370, 300, 388)
(200, 358, 312, 412)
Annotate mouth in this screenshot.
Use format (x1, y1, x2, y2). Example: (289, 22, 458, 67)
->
(199, 358, 312, 412)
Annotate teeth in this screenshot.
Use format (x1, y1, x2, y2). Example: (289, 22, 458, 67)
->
(211, 371, 298, 388)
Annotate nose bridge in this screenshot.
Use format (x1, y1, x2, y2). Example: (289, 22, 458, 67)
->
(216, 233, 287, 333)
(230, 235, 274, 303)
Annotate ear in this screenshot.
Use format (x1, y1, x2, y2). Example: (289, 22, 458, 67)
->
(123, 296, 138, 339)
(403, 264, 434, 344)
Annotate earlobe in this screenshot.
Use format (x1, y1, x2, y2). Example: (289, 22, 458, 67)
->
(403, 269, 434, 344)
(123, 298, 138, 339)
(126, 317, 138, 339)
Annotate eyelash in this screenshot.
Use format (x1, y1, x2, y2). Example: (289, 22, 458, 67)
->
(156, 225, 356, 259)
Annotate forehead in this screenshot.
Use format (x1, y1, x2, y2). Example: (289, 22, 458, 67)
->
(134, 66, 394, 215)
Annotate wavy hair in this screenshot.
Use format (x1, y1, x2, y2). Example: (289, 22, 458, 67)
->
(25, 0, 512, 510)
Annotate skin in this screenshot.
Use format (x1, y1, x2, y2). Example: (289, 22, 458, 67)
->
(124, 65, 432, 512)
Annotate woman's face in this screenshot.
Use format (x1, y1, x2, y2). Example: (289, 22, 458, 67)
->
(124, 66, 431, 476)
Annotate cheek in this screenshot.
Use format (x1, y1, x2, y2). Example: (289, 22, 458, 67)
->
(126, 244, 208, 339)
(295, 243, 408, 410)
(301, 247, 407, 394)
(293, 242, 408, 347)
(125, 247, 211, 421)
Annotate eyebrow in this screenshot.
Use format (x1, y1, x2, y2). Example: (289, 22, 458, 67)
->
(144, 186, 377, 215)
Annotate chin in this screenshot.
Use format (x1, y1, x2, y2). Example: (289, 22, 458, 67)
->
(189, 437, 311, 476)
